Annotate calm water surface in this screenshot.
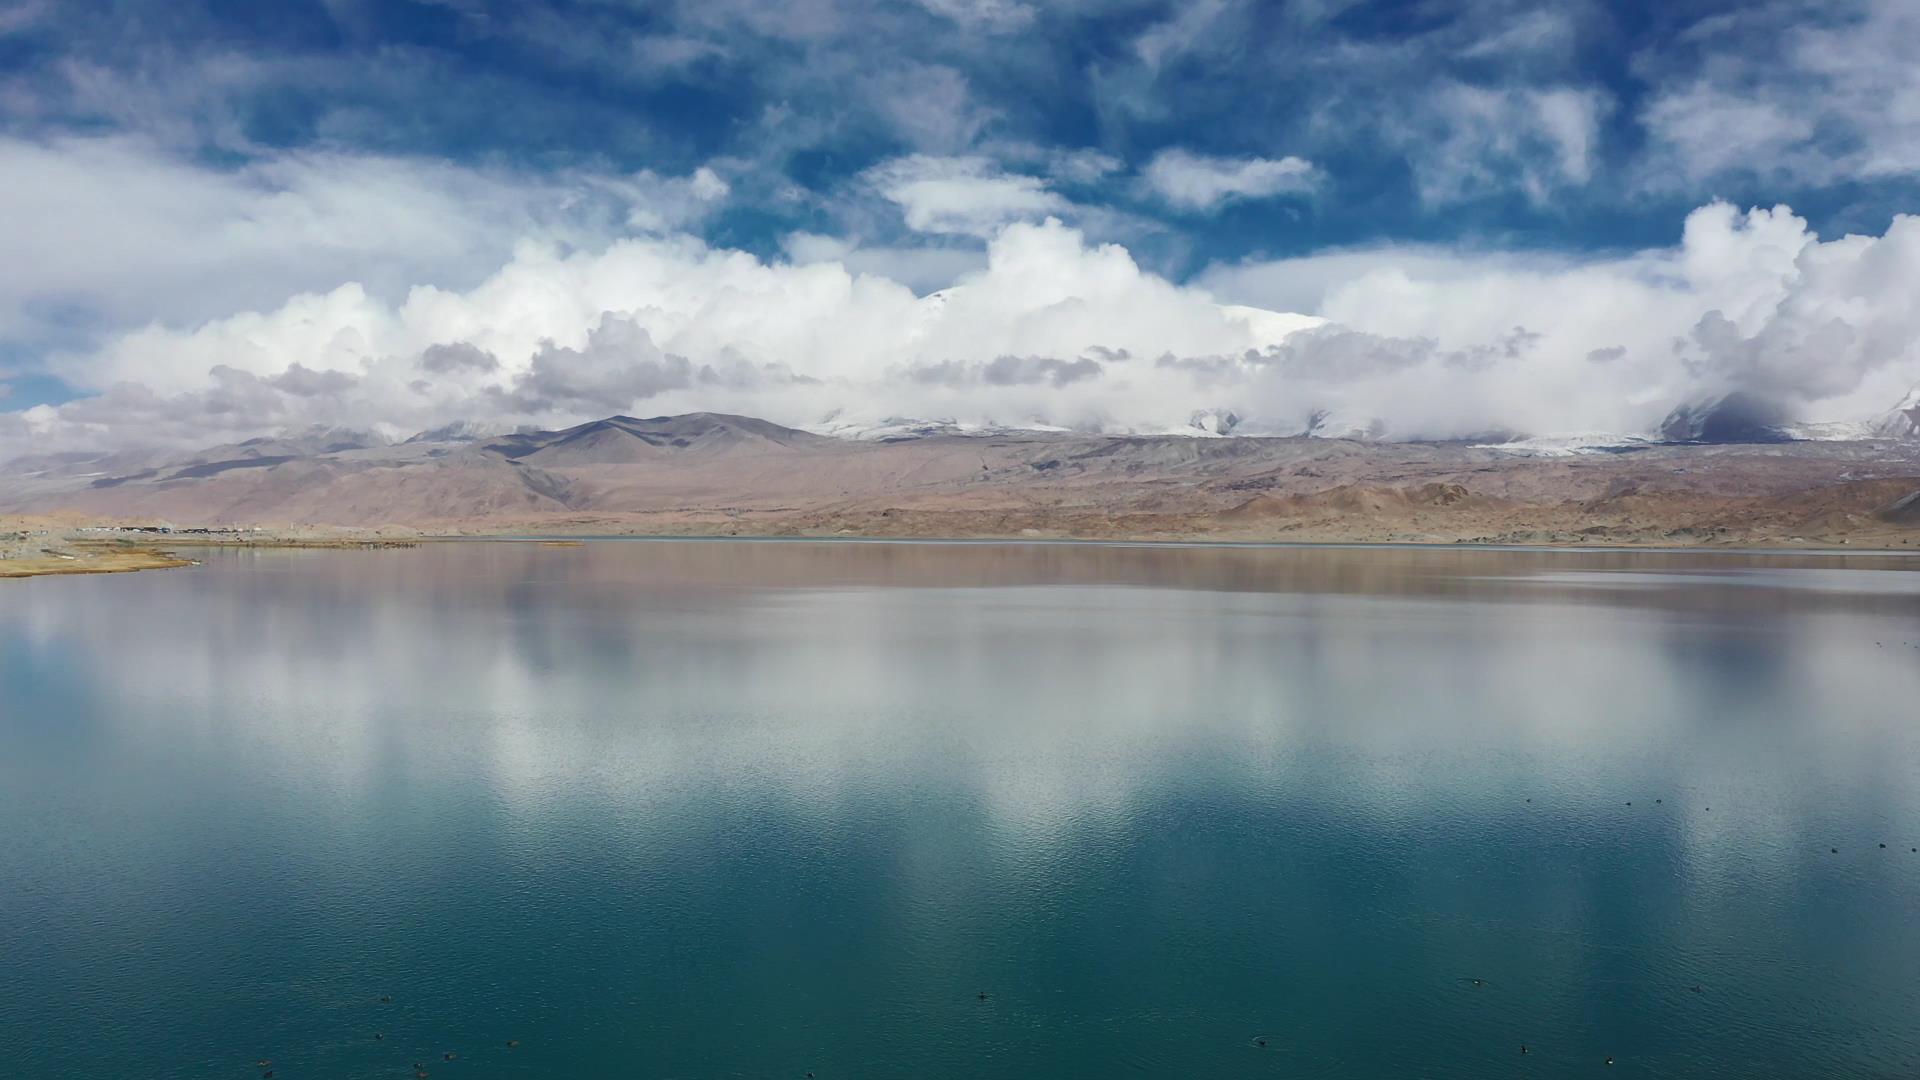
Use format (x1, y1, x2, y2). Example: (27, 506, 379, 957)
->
(3, 541, 1919, 1079)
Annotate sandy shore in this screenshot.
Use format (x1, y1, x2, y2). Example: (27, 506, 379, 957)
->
(4, 504, 1917, 581)
(0, 520, 420, 579)
(0, 545, 196, 579)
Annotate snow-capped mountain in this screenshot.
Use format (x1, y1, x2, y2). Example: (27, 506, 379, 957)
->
(1872, 383, 1920, 439)
(1474, 432, 1656, 457)
(404, 420, 514, 444)
(1658, 392, 1796, 443)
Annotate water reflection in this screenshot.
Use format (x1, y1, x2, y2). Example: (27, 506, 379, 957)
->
(1, 541, 1918, 1080)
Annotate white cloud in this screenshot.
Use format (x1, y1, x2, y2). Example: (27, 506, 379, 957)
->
(616, 164, 731, 231)
(0, 0, 48, 36)
(10, 142, 1920, 457)
(1638, 0, 1920, 188)
(915, 0, 1035, 34)
(1140, 149, 1319, 211)
(10, 217, 1326, 450)
(782, 232, 988, 294)
(631, 33, 729, 70)
(1400, 83, 1609, 205)
(1133, 0, 1235, 73)
(0, 134, 724, 351)
(986, 142, 1124, 185)
(1203, 202, 1920, 434)
(864, 155, 1070, 236)
(869, 64, 997, 153)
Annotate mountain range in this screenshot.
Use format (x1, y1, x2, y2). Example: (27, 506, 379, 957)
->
(5, 411, 1920, 547)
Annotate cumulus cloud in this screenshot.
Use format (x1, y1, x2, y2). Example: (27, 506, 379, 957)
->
(1204, 202, 1920, 434)
(864, 155, 1070, 236)
(1141, 149, 1319, 211)
(494, 317, 696, 413)
(10, 199, 1920, 457)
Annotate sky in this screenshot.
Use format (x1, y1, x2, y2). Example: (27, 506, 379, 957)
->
(3, 0, 1920, 452)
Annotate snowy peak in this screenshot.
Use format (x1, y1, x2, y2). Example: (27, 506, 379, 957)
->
(1873, 383, 1920, 439)
(1659, 392, 1795, 443)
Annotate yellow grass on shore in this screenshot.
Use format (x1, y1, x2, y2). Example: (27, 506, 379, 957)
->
(0, 547, 196, 580)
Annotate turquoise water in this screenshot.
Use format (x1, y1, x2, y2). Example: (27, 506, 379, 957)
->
(3, 541, 1919, 1079)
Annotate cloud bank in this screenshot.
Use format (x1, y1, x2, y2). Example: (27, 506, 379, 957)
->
(6, 156, 1920, 458)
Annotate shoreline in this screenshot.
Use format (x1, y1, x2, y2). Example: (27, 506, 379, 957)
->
(0, 546, 196, 580)
(437, 532, 1920, 557)
(6, 506, 1920, 580)
(8, 528, 1920, 582)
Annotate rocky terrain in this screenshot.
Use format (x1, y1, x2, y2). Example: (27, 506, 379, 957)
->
(3, 412, 1920, 550)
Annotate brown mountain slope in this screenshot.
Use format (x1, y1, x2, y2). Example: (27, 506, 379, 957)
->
(3, 414, 1920, 545)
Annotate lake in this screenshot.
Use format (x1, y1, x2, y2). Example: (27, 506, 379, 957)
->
(3, 540, 1918, 1079)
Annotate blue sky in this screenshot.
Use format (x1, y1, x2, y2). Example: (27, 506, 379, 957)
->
(10, 0, 1914, 257)
(4, 0, 1920, 444)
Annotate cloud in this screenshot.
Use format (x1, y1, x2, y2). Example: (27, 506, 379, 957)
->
(912, 354, 1105, 388)
(494, 316, 697, 413)
(781, 232, 988, 294)
(864, 155, 1069, 236)
(869, 63, 998, 153)
(418, 342, 501, 374)
(630, 33, 729, 71)
(1397, 83, 1609, 205)
(1141, 149, 1318, 212)
(1637, 0, 1920, 189)
(0, 0, 48, 36)
(0, 134, 722, 356)
(268, 363, 359, 398)
(1133, 0, 1236, 74)
(614, 165, 731, 231)
(915, 0, 1035, 34)
(1203, 201, 1920, 434)
(12, 198, 1920, 458)
(986, 142, 1123, 186)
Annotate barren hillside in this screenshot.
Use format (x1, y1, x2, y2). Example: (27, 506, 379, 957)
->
(5, 413, 1920, 547)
